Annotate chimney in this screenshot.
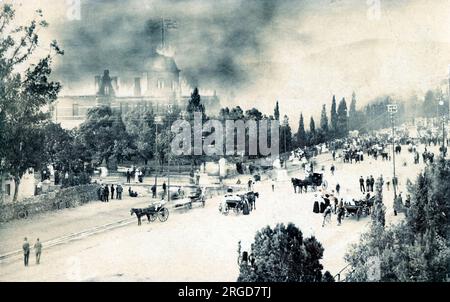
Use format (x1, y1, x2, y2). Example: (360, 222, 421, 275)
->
(134, 77, 142, 97)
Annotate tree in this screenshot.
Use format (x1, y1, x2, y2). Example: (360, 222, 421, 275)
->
(320, 104, 328, 133)
(0, 5, 63, 201)
(280, 115, 293, 155)
(274, 101, 280, 121)
(296, 114, 307, 148)
(124, 108, 156, 165)
(349, 92, 357, 130)
(337, 98, 348, 138)
(186, 87, 206, 121)
(345, 159, 450, 282)
(371, 178, 386, 228)
(308, 117, 316, 146)
(330, 95, 338, 137)
(237, 223, 333, 282)
(78, 106, 132, 168)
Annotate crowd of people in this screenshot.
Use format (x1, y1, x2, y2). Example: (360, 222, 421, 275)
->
(97, 184, 124, 202)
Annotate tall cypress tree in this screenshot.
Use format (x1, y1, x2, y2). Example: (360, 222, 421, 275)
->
(330, 96, 338, 137)
(309, 117, 316, 146)
(274, 101, 280, 121)
(297, 114, 307, 148)
(337, 98, 348, 137)
(349, 92, 357, 131)
(320, 104, 328, 133)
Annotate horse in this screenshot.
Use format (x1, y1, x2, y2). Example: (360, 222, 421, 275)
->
(291, 178, 306, 193)
(130, 208, 151, 226)
(381, 152, 389, 161)
(246, 192, 259, 210)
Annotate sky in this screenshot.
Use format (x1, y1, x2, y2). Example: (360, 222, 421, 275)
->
(6, 0, 450, 123)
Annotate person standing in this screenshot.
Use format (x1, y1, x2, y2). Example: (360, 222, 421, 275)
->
(23, 237, 30, 267)
(151, 184, 157, 198)
(370, 175, 375, 192)
(359, 176, 365, 193)
(126, 169, 131, 183)
(366, 176, 371, 193)
(110, 184, 115, 200)
(103, 185, 109, 202)
(271, 179, 275, 192)
(162, 182, 167, 199)
(336, 183, 341, 195)
(116, 184, 123, 200)
(34, 238, 42, 265)
(330, 164, 335, 176)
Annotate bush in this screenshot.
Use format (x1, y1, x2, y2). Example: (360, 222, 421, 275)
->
(237, 223, 333, 282)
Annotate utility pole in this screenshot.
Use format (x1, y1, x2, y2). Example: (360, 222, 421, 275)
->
(387, 104, 398, 198)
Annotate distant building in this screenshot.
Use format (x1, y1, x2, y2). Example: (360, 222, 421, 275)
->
(52, 52, 220, 129)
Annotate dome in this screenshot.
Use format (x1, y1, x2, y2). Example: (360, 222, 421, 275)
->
(146, 53, 180, 73)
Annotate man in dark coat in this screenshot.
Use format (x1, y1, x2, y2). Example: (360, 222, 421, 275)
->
(23, 237, 30, 267)
(370, 175, 375, 192)
(151, 185, 157, 198)
(126, 169, 131, 183)
(110, 184, 115, 200)
(366, 177, 371, 193)
(103, 185, 109, 202)
(359, 176, 365, 192)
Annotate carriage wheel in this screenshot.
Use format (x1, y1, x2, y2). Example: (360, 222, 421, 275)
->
(158, 208, 169, 222)
(233, 206, 240, 214)
(149, 213, 157, 222)
(223, 206, 229, 216)
(356, 208, 362, 221)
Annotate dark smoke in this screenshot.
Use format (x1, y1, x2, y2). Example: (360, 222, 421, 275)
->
(53, 0, 299, 95)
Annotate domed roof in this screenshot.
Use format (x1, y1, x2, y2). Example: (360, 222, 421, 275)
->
(146, 53, 180, 73)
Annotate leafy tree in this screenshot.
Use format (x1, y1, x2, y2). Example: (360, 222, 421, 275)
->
(124, 108, 156, 165)
(371, 178, 386, 228)
(345, 159, 450, 282)
(237, 223, 333, 282)
(280, 115, 293, 155)
(0, 4, 63, 201)
(186, 87, 205, 121)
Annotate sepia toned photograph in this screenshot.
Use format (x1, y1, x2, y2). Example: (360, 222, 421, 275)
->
(0, 0, 449, 287)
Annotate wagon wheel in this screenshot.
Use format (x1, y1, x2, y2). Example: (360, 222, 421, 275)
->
(233, 206, 240, 214)
(149, 213, 157, 222)
(158, 208, 169, 222)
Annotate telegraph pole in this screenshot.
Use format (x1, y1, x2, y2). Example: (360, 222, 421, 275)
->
(387, 104, 398, 198)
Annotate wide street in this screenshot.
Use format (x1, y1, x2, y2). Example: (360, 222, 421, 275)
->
(0, 145, 434, 281)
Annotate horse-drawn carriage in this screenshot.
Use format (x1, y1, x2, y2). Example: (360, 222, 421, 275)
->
(219, 189, 259, 215)
(292, 172, 327, 193)
(343, 195, 375, 220)
(173, 186, 206, 210)
(130, 202, 170, 225)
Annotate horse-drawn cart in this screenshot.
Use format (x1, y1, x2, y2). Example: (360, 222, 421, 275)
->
(130, 203, 170, 225)
(173, 186, 206, 210)
(344, 196, 374, 221)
